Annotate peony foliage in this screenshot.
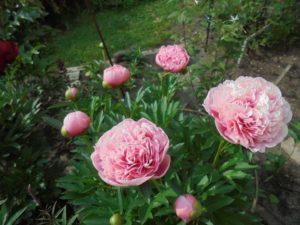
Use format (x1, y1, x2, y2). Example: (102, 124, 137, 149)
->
(55, 49, 291, 223)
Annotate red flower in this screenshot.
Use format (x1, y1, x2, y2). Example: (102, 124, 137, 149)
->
(0, 61, 6, 73)
(0, 40, 19, 73)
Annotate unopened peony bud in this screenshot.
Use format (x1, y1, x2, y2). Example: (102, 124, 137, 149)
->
(175, 194, 202, 223)
(109, 213, 122, 225)
(103, 64, 130, 88)
(102, 80, 112, 89)
(85, 71, 92, 77)
(61, 127, 69, 137)
(61, 111, 90, 137)
(65, 87, 78, 101)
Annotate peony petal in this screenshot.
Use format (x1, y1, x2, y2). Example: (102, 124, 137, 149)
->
(152, 154, 171, 179)
(90, 152, 102, 172)
(116, 176, 153, 187)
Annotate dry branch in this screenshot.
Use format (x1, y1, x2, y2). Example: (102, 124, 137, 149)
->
(275, 64, 293, 85)
(237, 24, 270, 68)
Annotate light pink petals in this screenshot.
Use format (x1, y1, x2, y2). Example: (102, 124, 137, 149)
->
(155, 45, 190, 73)
(153, 154, 171, 179)
(91, 118, 170, 187)
(103, 64, 130, 88)
(62, 111, 90, 137)
(175, 194, 199, 223)
(203, 76, 292, 152)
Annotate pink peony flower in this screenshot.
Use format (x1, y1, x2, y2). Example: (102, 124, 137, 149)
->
(102, 64, 130, 88)
(65, 87, 78, 101)
(61, 111, 90, 137)
(175, 194, 202, 223)
(155, 45, 190, 73)
(91, 118, 170, 187)
(203, 76, 292, 152)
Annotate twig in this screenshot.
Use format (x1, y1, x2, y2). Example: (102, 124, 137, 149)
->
(85, 0, 113, 66)
(251, 169, 259, 212)
(27, 184, 41, 206)
(237, 24, 270, 68)
(275, 64, 292, 85)
(204, 0, 214, 52)
(181, 1, 187, 48)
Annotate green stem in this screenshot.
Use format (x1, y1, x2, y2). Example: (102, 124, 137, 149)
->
(249, 152, 259, 213)
(116, 88, 123, 101)
(117, 187, 123, 214)
(212, 140, 225, 168)
(151, 180, 161, 192)
(251, 169, 259, 212)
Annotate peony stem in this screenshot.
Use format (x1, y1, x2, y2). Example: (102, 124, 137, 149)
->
(251, 169, 259, 212)
(117, 187, 123, 214)
(120, 87, 126, 100)
(236, 24, 270, 69)
(204, 0, 214, 52)
(85, 0, 113, 66)
(212, 140, 225, 168)
(151, 180, 161, 192)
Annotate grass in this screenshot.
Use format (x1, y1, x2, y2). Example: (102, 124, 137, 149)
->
(49, 0, 178, 66)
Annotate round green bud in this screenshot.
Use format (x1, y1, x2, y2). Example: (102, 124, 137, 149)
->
(109, 213, 122, 225)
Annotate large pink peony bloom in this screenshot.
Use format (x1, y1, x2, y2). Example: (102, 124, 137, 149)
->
(203, 76, 292, 152)
(175, 194, 202, 223)
(103, 64, 130, 88)
(91, 118, 171, 187)
(155, 45, 190, 73)
(61, 111, 90, 137)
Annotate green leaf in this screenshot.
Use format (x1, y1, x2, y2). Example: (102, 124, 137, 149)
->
(207, 184, 235, 196)
(206, 196, 234, 212)
(6, 206, 28, 225)
(198, 175, 210, 188)
(0, 199, 7, 206)
(269, 194, 279, 205)
(223, 170, 248, 180)
(42, 116, 62, 129)
(235, 162, 258, 170)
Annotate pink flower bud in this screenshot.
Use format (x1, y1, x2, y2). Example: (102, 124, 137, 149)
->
(103, 64, 130, 88)
(65, 87, 78, 101)
(155, 45, 190, 73)
(175, 194, 202, 223)
(61, 111, 90, 137)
